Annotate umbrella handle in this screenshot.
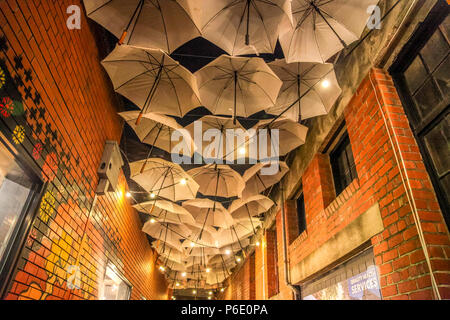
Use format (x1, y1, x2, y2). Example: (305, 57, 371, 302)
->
(118, 31, 128, 45)
(135, 111, 144, 126)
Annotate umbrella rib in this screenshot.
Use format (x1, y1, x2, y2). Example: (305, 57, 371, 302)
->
(126, 0, 145, 45)
(113, 67, 160, 91)
(157, 0, 172, 52)
(161, 67, 183, 117)
(202, 0, 242, 30)
(249, 0, 275, 52)
(88, 0, 113, 16)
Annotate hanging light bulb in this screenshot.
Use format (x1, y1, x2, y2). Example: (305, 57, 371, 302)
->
(225, 250, 231, 255)
(256, 241, 260, 247)
(208, 291, 213, 295)
(181, 272, 187, 277)
(208, 296, 212, 300)
(321, 79, 330, 88)
(190, 242, 195, 247)
(150, 218, 156, 224)
(239, 147, 246, 155)
(125, 192, 132, 198)
(206, 268, 211, 273)
(159, 266, 165, 272)
(192, 290, 197, 294)
(150, 193, 156, 199)
(220, 288, 225, 292)
(176, 282, 180, 287)
(180, 178, 187, 185)
(236, 257, 242, 263)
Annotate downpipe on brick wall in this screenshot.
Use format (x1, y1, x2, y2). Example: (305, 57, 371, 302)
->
(280, 187, 302, 300)
(368, 74, 441, 300)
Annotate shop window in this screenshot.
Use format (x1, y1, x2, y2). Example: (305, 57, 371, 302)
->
(390, 1, 449, 228)
(296, 191, 306, 235)
(0, 136, 43, 296)
(330, 132, 357, 196)
(99, 263, 132, 300)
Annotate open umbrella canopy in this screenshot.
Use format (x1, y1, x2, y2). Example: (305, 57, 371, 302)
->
(183, 224, 218, 248)
(241, 161, 289, 197)
(186, 115, 248, 162)
(196, 0, 293, 56)
(130, 158, 199, 202)
(252, 119, 308, 158)
(153, 243, 187, 264)
(188, 164, 245, 198)
(183, 198, 234, 230)
(229, 195, 274, 221)
(266, 60, 342, 121)
(134, 200, 197, 226)
(119, 111, 195, 157)
(102, 45, 201, 119)
(195, 55, 282, 121)
(83, 0, 201, 53)
(279, 0, 380, 63)
(143, 221, 192, 248)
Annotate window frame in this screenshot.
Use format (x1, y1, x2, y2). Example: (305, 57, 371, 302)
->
(329, 131, 358, 197)
(0, 133, 46, 298)
(100, 260, 133, 300)
(296, 189, 307, 236)
(390, 0, 450, 228)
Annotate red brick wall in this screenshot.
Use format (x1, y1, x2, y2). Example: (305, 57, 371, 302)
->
(0, 0, 169, 300)
(221, 252, 256, 300)
(288, 68, 449, 300)
(221, 68, 450, 300)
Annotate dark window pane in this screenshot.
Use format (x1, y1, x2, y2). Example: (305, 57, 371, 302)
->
(440, 173, 450, 203)
(421, 29, 449, 72)
(433, 55, 450, 97)
(413, 78, 442, 119)
(423, 114, 450, 177)
(297, 193, 306, 235)
(331, 133, 357, 196)
(404, 56, 428, 94)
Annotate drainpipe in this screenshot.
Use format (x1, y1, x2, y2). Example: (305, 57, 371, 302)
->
(280, 187, 301, 300)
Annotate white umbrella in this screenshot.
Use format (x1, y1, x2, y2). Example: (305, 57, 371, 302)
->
(143, 221, 192, 249)
(154, 244, 187, 264)
(184, 225, 217, 248)
(187, 164, 245, 198)
(195, 55, 282, 122)
(229, 195, 274, 226)
(279, 0, 380, 63)
(241, 161, 289, 197)
(102, 45, 201, 120)
(185, 115, 249, 162)
(83, 0, 201, 53)
(134, 200, 197, 226)
(252, 119, 308, 158)
(183, 198, 234, 230)
(266, 60, 342, 121)
(119, 111, 195, 157)
(197, 0, 293, 56)
(130, 158, 199, 202)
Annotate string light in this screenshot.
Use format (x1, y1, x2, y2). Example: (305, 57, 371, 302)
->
(176, 282, 180, 287)
(239, 147, 246, 155)
(150, 218, 156, 224)
(225, 250, 231, 255)
(180, 178, 187, 185)
(150, 193, 156, 199)
(206, 268, 211, 273)
(190, 242, 196, 247)
(192, 290, 197, 294)
(220, 288, 225, 292)
(256, 241, 260, 247)
(208, 296, 212, 300)
(159, 266, 165, 272)
(181, 272, 187, 277)
(208, 291, 213, 295)
(125, 192, 132, 198)
(322, 79, 330, 88)
(236, 257, 242, 263)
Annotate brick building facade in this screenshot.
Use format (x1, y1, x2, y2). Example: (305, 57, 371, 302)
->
(0, 0, 169, 300)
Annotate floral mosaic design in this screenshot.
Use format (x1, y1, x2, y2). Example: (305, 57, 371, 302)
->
(39, 190, 56, 224)
(0, 66, 5, 89)
(0, 96, 14, 117)
(12, 125, 25, 144)
(42, 152, 58, 182)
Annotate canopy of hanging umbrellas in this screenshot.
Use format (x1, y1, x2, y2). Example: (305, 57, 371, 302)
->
(84, 0, 379, 293)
